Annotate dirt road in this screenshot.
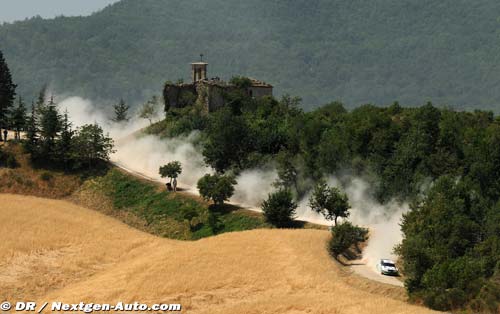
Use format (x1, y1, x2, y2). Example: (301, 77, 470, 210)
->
(114, 160, 407, 288)
(351, 263, 404, 287)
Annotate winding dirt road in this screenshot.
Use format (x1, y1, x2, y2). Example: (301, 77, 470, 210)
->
(112, 160, 406, 288)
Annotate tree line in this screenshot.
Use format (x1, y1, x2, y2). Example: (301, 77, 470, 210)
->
(0, 51, 115, 171)
(156, 84, 500, 313)
(3, 0, 500, 111)
(20, 88, 114, 171)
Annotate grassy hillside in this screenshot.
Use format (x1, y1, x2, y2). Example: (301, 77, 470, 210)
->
(1, 0, 500, 110)
(72, 168, 270, 240)
(0, 143, 270, 240)
(1, 194, 432, 313)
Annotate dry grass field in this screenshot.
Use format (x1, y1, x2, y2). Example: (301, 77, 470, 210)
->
(0, 145, 82, 198)
(0, 194, 438, 314)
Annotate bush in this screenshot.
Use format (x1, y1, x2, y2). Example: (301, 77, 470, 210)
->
(261, 189, 297, 228)
(40, 172, 53, 181)
(0, 148, 19, 169)
(328, 222, 368, 259)
(5, 154, 19, 168)
(197, 173, 236, 206)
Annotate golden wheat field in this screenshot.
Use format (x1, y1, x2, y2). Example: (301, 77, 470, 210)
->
(0, 194, 437, 314)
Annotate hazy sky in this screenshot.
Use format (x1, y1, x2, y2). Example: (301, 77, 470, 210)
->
(0, 0, 120, 23)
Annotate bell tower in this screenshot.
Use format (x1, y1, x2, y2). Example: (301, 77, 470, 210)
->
(191, 54, 208, 82)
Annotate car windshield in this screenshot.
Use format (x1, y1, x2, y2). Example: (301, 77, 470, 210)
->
(382, 262, 395, 267)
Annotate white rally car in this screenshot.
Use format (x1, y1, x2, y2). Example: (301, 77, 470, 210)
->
(376, 259, 399, 276)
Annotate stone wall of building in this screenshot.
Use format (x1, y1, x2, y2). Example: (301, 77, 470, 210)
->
(248, 86, 273, 98)
(163, 83, 197, 112)
(164, 79, 273, 113)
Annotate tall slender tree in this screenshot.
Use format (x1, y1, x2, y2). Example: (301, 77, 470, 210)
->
(39, 95, 61, 159)
(0, 50, 17, 141)
(11, 97, 27, 140)
(36, 85, 47, 114)
(25, 101, 39, 153)
(57, 110, 74, 169)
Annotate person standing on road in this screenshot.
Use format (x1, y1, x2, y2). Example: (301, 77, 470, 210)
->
(3, 129, 7, 142)
(172, 177, 178, 192)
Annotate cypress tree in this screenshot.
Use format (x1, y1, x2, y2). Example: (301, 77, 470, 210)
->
(0, 50, 17, 141)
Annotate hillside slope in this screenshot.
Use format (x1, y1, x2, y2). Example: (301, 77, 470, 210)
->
(0, 193, 436, 313)
(1, 0, 500, 110)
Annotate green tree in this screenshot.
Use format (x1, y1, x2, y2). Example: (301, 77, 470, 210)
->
(328, 222, 368, 259)
(261, 189, 297, 228)
(202, 107, 252, 172)
(0, 50, 16, 141)
(197, 173, 236, 206)
(309, 180, 350, 225)
(56, 110, 75, 169)
(229, 76, 252, 89)
(74, 123, 115, 169)
(317, 126, 351, 173)
(159, 161, 182, 184)
(24, 102, 39, 153)
(112, 99, 129, 122)
(139, 96, 158, 125)
(396, 176, 500, 312)
(11, 97, 27, 140)
(275, 151, 299, 191)
(38, 96, 61, 159)
(39, 96, 61, 142)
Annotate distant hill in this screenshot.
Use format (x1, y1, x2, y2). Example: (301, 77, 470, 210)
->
(1, 0, 500, 111)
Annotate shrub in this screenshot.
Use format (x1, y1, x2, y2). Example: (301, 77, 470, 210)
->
(40, 172, 53, 181)
(5, 154, 19, 168)
(0, 148, 19, 169)
(261, 189, 297, 228)
(328, 222, 368, 259)
(197, 173, 236, 206)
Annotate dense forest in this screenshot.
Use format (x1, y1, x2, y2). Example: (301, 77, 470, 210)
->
(2, 0, 500, 111)
(146, 86, 500, 312)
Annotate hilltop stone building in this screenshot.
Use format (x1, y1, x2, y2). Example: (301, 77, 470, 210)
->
(163, 59, 273, 113)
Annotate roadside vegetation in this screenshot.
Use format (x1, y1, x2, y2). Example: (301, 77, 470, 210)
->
(145, 84, 500, 312)
(80, 169, 269, 240)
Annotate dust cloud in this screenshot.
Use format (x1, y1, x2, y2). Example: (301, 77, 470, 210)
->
(59, 95, 408, 273)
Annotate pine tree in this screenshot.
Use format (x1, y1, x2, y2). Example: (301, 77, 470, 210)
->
(36, 85, 47, 114)
(0, 50, 17, 141)
(25, 102, 39, 153)
(40, 96, 61, 142)
(39, 96, 61, 159)
(11, 97, 27, 140)
(112, 98, 129, 122)
(57, 110, 74, 169)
